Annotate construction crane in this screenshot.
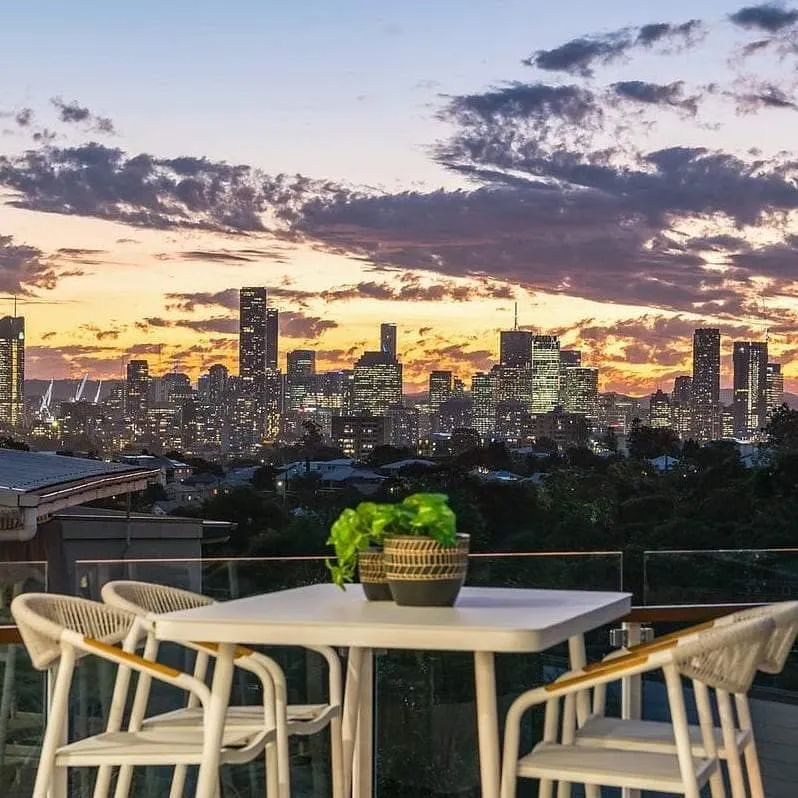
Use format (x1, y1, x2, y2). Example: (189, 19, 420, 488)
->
(38, 379, 55, 423)
(73, 373, 89, 402)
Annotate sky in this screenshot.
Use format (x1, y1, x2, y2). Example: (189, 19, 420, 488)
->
(3, 0, 798, 394)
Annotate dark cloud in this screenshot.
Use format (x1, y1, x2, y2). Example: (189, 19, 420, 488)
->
(158, 246, 290, 264)
(0, 235, 59, 293)
(79, 323, 126, 341)
(175, 317, 238, 335)
(164, 289, 239, 313)
(730, 4, 798, 32)
(0, 143, 354, 233)
(280, 311, 338, 338)
(525, 19, 703, 76)
(611, 81, 700, 114)
(733, 82, 798, 112)
(15, 109, 33, 127)
(51, 98, 90, 124)
(40, 331, 56, 340)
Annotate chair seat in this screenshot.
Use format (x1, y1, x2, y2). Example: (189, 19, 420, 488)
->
(516, 742, 717, 793)
(142, 703, 338, 735)
(575, 715, 752, 758)
(55, 726, 270, 767)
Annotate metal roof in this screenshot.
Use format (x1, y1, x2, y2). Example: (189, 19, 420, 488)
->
(0, 450, 150, 493)
(0, 450, 161, 526)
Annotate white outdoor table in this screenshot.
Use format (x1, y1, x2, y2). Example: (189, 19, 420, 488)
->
(154, 583, 631, 798)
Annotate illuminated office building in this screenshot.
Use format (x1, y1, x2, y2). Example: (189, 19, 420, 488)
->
(500, 330, 533, 367)
(562, 367, 598, 420)
(766, 363, 784, 416)
(380, 323, 397, 359)
(732, 341, 768, 439)
(649, 389, 672, 429)
(0, 316, 24, 427)
(530, 335, 560, 415)
(124, 359, 150, 433)
(285, 350, 316, 412)
(428, 370, 453, 415)
(471, 371, 497, 438)
(672, 375, 692, 438)
(352, 351, 402, 416)
(691, 328, 721, 441)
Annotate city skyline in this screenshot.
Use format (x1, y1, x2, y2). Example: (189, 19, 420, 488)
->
(3, 1, 798, 394)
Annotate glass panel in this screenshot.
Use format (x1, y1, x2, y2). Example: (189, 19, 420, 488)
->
(0, 562, 47, 624)
(643, 548, 798, 605)
(377, 552, 624, 798)
(0, 640, 45, 798)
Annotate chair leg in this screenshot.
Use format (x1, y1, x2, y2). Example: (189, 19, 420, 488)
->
(693, 681, 725, 798)
(735, 694, 765, 798)
(169, 765, 189, 798)
(664, 664, 701, 798)
(717, 690, 746, 798)
(329, 714, 345, 798)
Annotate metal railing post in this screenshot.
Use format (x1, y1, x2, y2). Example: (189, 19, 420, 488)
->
(622, 622, 643, 798)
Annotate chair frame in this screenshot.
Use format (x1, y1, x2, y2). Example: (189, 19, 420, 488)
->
(501, 615, 774, 798)
(11, 593, 272, 798)
(101, 580, 344, 798)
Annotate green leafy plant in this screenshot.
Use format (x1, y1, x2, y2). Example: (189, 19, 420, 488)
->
(326, 493, 457, 588)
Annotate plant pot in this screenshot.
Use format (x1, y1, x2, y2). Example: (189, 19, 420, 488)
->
(357, 548, 392, 601)
(383, 534, 470, 607)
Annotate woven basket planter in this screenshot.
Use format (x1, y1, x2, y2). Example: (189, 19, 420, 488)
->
(383, 534, 470, 606)
(357, 548, 392, 601)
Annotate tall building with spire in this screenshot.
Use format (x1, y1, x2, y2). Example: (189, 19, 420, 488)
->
(691, 328, 721, 441)
(0, 315, 24, 428)
(732, 341, 768, 439)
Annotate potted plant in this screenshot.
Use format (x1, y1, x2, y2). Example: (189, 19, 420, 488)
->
(326, 501, 395, 600)
(383, 493, 469, 607)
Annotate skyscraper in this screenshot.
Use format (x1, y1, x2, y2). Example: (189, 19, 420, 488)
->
(732, 341, 768, 439)
(380, 323, 397, 359)
(265, 307, 279, 371)
(561, 367, 598, 419)
(672, 375, 693, 439)
(766, 362, 784, 415)
(428, 370, 453, 415)
(649, 389, 672, 429)
(530, 335, 561, 414)
(207, 364, 228, 406)
(239, 286, 268, 390)
(500, 330, 533, 367)
(691, 328, 721, 441)
(124, 359, 149, 432)
(471, 371, 497, 437)
(285, 350, 316, 411)
(352, 352, 402, 416)
(560, 350, 582, 368)
(0, 316, 24, 428)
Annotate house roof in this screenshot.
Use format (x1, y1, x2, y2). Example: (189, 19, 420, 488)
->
(0, 450, 161, 522)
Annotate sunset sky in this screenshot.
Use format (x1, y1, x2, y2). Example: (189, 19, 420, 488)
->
(3, 0, 798, 394)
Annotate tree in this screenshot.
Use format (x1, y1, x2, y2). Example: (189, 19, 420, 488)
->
(767, 404, 798, 451)
(366, 445, 415, 468)
(601, 427, 619, 454)
(627, 424, 680, 460)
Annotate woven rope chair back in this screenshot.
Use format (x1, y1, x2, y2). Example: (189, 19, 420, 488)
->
(724, 601, 798, 674)
(10, 593, 134, 671)
(102, 580, 214, 617)
(673, 615, 774, 694)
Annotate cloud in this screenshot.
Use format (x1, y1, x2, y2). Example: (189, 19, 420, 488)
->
(611, 81, 700, 114)
(50, 97, 115, 134)
(525, 19, 703, 76)
(79, 323, 126, 341)
(280, 311, 338, 338)
(0, 143, 354, 232)
(158, 246, 291, 264)
(0, 235, 60, 294)
(732, 81, 798, 112)
(164, 289, 239, 313)
(730, 4, 798, 32)
(15, 109, 33, 127)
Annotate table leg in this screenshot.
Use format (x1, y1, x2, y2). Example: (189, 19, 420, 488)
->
(196, 643, 235, 798)
(474, 651, 500, 798)
(342, 648, 363, 798)
(353, 648, 373, 798)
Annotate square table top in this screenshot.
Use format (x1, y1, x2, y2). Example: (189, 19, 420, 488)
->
(153, 584, 631, 653)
